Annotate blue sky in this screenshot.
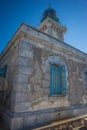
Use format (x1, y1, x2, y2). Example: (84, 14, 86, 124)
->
(0, 0, 87, 53)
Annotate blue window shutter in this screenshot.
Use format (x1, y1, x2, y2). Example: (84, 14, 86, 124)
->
(50, 64, 66, 96)
(60, 66, 66, 96)
(0, 65, 7, 78)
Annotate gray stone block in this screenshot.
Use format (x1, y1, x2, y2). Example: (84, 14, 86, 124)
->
(15, 92, 29, 103)
(10, 117, 23, 130)
(14, 102, 32, 112)
(19, 48, 33, 59)
(17, 65, 31, 75)
(16, 56, 32, 66)
(23, 115, 37, 127)
(16, 73, 29, 83)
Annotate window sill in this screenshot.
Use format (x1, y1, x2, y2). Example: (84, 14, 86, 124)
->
(49, 93, 66, 97)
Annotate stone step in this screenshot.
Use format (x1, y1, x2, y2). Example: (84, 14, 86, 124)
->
(33, 114, 87, 130)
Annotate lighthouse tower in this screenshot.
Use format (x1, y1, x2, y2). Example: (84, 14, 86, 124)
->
(38, 6, 67, 41)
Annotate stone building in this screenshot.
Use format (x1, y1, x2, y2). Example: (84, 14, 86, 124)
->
(0, 7, 87, 130)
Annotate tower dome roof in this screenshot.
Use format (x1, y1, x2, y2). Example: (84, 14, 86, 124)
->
(41, 6, 60, 23)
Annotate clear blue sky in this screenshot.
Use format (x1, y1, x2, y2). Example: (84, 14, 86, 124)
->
(0, 0, 87, 53)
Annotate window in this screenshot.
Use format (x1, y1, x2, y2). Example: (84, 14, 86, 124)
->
(50, 63, 66, 96)
(0, 65, 7, 78)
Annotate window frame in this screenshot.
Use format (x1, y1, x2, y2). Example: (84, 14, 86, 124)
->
(50, 63, 66, 97)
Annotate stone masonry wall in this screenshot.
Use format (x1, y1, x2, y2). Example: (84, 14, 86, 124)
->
(0, 39, 20, 111)
(0, 24, 87, 130)
(4, 34, 87, 130)
(13, 36, 87, 113)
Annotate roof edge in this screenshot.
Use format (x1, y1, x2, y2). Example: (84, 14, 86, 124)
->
(0, 22, 87, 61)
(0, 23, 25, 60)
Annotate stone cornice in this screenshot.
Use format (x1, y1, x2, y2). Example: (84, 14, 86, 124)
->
(20, 24, 87, 62)
(22, 32, 87, 62)
(0, 23, 87, 62)
(0, 24, 24, 61)
(38, 17, 67, 34)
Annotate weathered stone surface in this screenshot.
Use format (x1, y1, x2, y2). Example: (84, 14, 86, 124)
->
(16, 65, 32, 75)
(14, 102, 32, 112)
(15, 92, 29, 103)
(1, 103, 87, 130)
(23, 115, 37, 127)
(39, 32, 51, 42)
(0, 23, 87, 130)
(16, 56, 32, 66)
(1, 42, 87, 114)
(12, 82, 28, 92)
(14, 73, 29, 83)
(9, 43, 87, 112)
(19, 40, 31, 50)
(67, 60, 86, 106)
(24, 25, 39, 36)
(73, 107, 87, 117)
(10, 117, 23, 130)
(19, 48, 33, 58)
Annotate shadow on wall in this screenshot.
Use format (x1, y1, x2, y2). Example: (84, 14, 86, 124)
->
(0, 65, 10, 107)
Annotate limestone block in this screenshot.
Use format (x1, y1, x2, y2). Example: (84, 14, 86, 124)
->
(19, 40, 31, 50)
(16, 73, 29, 83)
(9, 91, 16, 103)
(19, 48, 33, 59)
(36, 112, 57, 124)
(25, 38, 46, 49)
(17, 65, 31, 75)
(42, 79, 50, 88)
(23, 112, 55, 126)
(14, 102, 32, 112)
(73, 107, 87, 117)
(23, 115, 37, 127)
(39, 32, 51, 42)
(15, 92, 28, 103)
(10, 117, 23, 130)
(16, 56, 32, 66)
(13, 82, 27, 92)
(51, 37, 64, 47)
(57, 110, 73, 119)
(28, 86, 44, 103)
(26, 27, 39, 36)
